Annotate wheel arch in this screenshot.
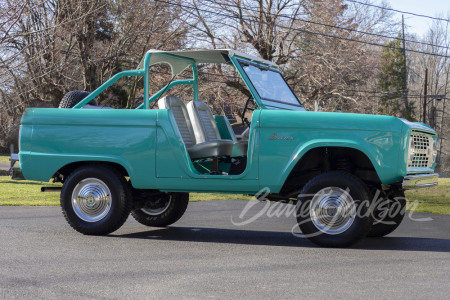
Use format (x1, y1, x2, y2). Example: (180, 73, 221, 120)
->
(54, 160, 131, 184)
(278, 143, 382, 196)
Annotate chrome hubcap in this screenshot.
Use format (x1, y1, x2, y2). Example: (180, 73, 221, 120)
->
(310, 187, 356, 235)
(72, 178, 112, 222)
(141, 195, 172, 216)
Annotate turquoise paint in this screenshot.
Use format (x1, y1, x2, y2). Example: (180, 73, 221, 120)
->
(73, 70, 144, 108)
(214, 115, 235, 141)
(17, 51, 438, 195)
(136, 79, 196, 110)
(20, 108, 157, 188)
(139, 53, 198, 108)
(143, 53, 151, 109)
(259, 110, 401, 190)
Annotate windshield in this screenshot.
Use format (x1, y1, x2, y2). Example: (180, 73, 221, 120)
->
(238, 60, 305, 110)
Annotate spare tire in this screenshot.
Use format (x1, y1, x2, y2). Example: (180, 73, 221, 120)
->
(59, 90, 98, 108)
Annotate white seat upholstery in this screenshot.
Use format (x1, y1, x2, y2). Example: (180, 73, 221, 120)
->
(158, 96, 234, 160)
(187, 100, 248, 156)
(187, 100, 221, 143)
(158, 96, 196, 147)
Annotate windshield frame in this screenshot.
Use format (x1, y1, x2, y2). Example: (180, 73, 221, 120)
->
(236, 59, 304, 110)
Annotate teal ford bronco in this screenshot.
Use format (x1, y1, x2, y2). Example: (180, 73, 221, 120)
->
(11, 49, 439, 247)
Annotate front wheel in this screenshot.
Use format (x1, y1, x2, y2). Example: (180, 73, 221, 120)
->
(131, 192, 189, 227)
(60, 165, 131, 235)
(296, 171, 373, 247)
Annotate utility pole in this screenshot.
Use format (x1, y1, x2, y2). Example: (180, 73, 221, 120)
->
(401, 15, 408, 113)
(423, 68, 428, 123)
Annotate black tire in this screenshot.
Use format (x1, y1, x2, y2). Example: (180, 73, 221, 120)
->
(367, 190, 406, 237)
(131, 192, 189, 227)
(59, 90, 98, 108)
(296, 171, 373, 248)
(60, 165, 131, 235)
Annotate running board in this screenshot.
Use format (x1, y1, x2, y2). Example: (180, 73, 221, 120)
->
(41, 187, 62, 192)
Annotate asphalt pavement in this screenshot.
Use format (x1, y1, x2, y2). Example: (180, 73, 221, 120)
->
(0, 200, 449, 299)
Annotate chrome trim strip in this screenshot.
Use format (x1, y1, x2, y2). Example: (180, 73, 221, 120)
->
(402, 173, 439, 190)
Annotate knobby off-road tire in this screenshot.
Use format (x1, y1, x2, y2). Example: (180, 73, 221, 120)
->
(59, 90, 97, 108)
(131, 192, 189, 227)
(296, 171, 374, 248)
(60, 165, 131, 235)
(367, 190, 406, 237)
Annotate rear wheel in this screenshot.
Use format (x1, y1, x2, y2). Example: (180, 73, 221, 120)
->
(296, 171, 373, 247)
(60, 165, 131, 235)
(131, 192, 189, 227)
(367, 190, 406, 237)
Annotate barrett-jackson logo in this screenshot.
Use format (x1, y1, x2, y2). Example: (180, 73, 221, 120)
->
(268, 133, 296, 140)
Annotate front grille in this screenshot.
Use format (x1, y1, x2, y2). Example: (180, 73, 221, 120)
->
(410, 152, 429, 168)
(408, 132, 433, 169)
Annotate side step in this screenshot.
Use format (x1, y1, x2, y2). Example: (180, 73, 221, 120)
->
(41, 187, 62, 192)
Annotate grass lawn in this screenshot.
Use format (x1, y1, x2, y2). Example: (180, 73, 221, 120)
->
(405, 178, 450, 214)
(0, 176, 253, 206)
(0, 176, 61, 205)
(0, 153, 10, 164)
(0, 175, 448, 214)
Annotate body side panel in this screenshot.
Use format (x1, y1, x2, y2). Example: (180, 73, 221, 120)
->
(258, 110, 405, 192)
(19, 108, 157, 188)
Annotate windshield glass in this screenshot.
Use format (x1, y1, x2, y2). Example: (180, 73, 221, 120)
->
(238, 60, 304, 110)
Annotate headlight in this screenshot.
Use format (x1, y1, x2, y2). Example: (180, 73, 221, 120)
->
(430, 139, 438, 163)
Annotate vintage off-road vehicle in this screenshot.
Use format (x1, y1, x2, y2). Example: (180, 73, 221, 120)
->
(11, 49, 439, 247)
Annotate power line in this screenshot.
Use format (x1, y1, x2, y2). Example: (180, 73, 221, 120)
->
(115, 53, 421, 97)
(0, 63, 426, 112)
(167, 67, 425, 98)
(346, 0, 450, 23)
(200, 0, 450, 51)
(156, 0, 450, 59)
(2, 43, 426, 102)
(2, 2, 437, 111)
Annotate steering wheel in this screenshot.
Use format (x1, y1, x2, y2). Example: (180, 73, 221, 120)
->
(241, 96, 257, 127)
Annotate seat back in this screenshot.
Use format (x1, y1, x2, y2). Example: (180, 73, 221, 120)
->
(187, 100, 221, 143)
(158, 96, 196, 147)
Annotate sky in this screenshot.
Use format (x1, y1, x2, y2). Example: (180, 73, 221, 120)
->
(387, 0, 450, 37)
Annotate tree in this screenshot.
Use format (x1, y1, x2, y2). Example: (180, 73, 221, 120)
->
(180, 0, 305, 115)
(184, 0, 395, 114)
(378, 37, 414, 120)
(0, 0, 188, 150)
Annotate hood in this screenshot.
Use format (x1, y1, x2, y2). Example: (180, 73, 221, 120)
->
(260, 110, 404, 132)
(399, 118, 437, 135)
(260, 110, 437, 135)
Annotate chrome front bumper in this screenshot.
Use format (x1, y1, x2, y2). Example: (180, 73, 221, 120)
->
(402, 173, 439, 189)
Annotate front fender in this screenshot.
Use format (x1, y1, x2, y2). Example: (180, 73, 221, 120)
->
(282, 139, 383, 180)
(259, 134, 403, 193)
(293, 136, 401, 182)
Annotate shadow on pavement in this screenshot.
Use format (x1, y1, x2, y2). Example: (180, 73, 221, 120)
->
(114, 226, 316, 248)
(113, 226, 450, 252)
